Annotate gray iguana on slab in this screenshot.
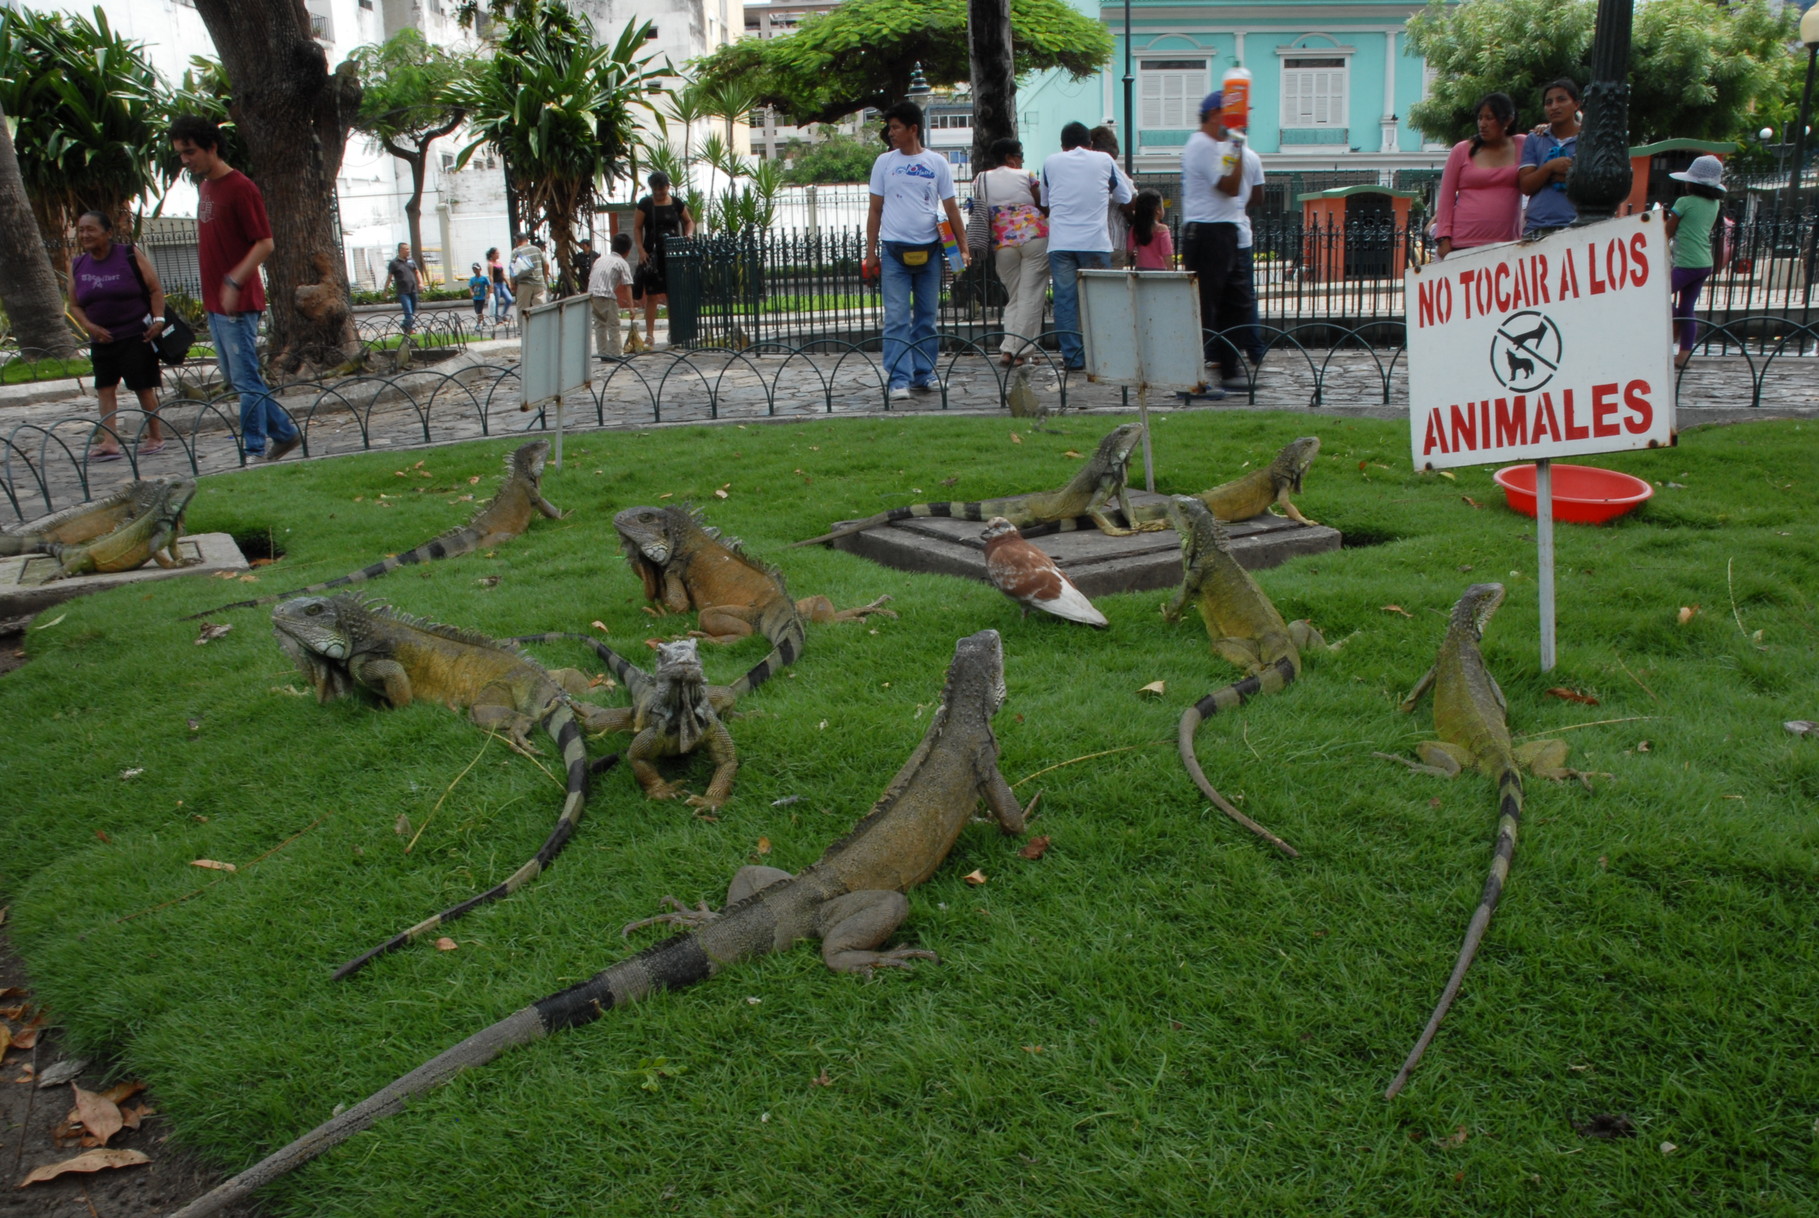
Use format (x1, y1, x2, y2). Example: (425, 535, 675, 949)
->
(168, 629, 1032, 1218)
(1375, 582, 1592, 1099)
(1128, 435, 1321, 528)
(0, 479, 171, 557)
(182, 439, 561, 619)
(42, 478, 199, 580)
(1164, 495, 1323, 858)
(787, 422, 1165, 548)
(616, 503, 894, 647)
(271, 593, 617, 980)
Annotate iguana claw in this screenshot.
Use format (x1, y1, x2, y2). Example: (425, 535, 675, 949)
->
(621, 896, 717, 937)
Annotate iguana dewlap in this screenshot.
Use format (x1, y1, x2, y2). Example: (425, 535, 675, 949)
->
(168, 630, 1031, 1218)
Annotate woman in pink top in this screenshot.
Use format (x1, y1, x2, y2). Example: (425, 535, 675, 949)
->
(1128, 189, 1175, 270)
(1434, 93, 1525, 259)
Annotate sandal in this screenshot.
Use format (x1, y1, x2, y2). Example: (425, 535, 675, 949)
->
(85, 449, 124, 463)
(138, 439, 166, 455)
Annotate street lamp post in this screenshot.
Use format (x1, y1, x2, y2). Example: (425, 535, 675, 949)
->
(1566, 0, 1634, 221)
(1786, 6, 1819, 208)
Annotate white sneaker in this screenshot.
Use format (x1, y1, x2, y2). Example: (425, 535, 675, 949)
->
(889, 386, 911, 401)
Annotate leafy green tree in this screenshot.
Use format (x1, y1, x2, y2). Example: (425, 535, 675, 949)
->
(152, 57, 248, 189)
(0, 99, 79, 358)
(349, 30, 473, 282)
(1406, 0, 1801, 147)
(453, 1, 667, 285)
(0, 5, 165, 258)
(781, 129, 884, 185)
(693, 0, 1111, 126)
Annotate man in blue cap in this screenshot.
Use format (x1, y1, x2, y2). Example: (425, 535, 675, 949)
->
(1179, 91, 1256, 389)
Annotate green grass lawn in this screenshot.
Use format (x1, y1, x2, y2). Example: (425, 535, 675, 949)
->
(3, 412, 1816, 1215)
(1, 353, 92, 384)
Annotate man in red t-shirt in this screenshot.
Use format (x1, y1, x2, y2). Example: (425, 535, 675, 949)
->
(170, 115, 301, 461)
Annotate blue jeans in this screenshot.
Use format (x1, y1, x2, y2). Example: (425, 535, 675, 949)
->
(399, 291, 418, 332)
(879, 240, 942, 389)
(208, 311, 296, 454)
(1046, 249, 1109, 368)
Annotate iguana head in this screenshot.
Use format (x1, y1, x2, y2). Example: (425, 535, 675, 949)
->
(272, 595, 363, 702)
(1273, 437, 1320, 493)
(650, 637, 713, 751)
(1450, 583, 1507, 639)
(1098, 423, 1144, 466)
(509, 439, 550, 486)
(942, 628, 1008, 726)
(1167, 494, 1229, 561)
(614, 505, 683, 566)
(160, 478, 199, 522)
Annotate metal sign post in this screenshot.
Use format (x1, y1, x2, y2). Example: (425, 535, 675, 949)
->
(1077, 269, 1208, 490)
(1405, 212, 1674, 671)
(519, 294, 593, 469)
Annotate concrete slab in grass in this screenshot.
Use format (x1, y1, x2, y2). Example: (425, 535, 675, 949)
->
(825, 491, 1341, 598)
(0, 532, 249, 618)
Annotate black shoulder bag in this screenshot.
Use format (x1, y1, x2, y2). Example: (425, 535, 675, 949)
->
(122, 244, 197, 365)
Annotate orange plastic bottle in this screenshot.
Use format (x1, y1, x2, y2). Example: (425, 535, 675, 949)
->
(1222, 65, 1252, 133)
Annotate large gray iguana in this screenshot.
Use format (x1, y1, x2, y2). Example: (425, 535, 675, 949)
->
(787, 422, 1166, 548)
(41, 478, 199, 581)
(1375, 582, 1593, 1099)
(271, 593, 619, 980)
(615, 503, 894, 647)
(1127, 435, 1322, 528)
(169, 629, 1033, 1218)
(1163, 495, 1324, 858)
(0, 479, 171, 557)
(183, 439, 561, 619)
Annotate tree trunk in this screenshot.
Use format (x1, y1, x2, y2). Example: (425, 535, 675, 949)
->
(0, 100, 79, 360)
(192, 0, 361, 373)
(968, 0, 1016, 171)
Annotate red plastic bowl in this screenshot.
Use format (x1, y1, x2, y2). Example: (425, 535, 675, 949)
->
(1492, 463, 1653, 524)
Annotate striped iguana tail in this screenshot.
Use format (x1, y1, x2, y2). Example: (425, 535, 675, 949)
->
(330, 705, 612, 981)
(1177, 655, 1301, 858)
(787, 500, 1007, 550)
(1382, 761, 1522, 1099)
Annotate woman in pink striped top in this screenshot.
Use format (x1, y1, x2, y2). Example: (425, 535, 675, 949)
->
(1434, 93, 1526, 259)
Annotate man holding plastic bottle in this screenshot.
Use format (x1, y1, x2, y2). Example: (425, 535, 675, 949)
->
(1179, 92, 1257, 391)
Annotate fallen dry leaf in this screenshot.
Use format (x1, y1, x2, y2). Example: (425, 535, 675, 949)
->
(468, 475, 480, 485)
(94, 829, 111, 843)
(1660, 1142, 1678, 1155)
(1381, 605, 1414, 618)
(0, 1026, 10, 1057)
(1785, 721, 1816, 737)
(963, 869, 988, 885)
(1020, 1044, 1044, 1053)
(1677, 605, 1698, 625)
(434, 937, 458, 952)
(1436, 470, 1456, 481)
(194, 621, 233, 646)
(1545, 688, 1600, 706)
(118, 768, 143, 781)
(1637, 740, 1651, 752)
(1137, 680, 1167, 698)
(713, 488, 729, 499)
(591, 620, 610, 633)
(99, 1081, 145, 1106)
(32, 613, 67, 631)
(1461, 495, 1482, 509)
(810, 1068, 833, 1087)
(755, 837, 772, 856)
(1018, 835, 1051, 861)
(1009, 431, 1022, 445)
(188, 859, 237, 873)
(12, 1026, 39, 1050)
(1063, 449, 1082, 458)
(18, 1147, 150, 1185)
(1439, 1124, 1469, 1148)
(394, 814, 411, 837)
(69, 1084, 124, 1147)
(658, 491, 673, 500)
(476, 576, 500, 588)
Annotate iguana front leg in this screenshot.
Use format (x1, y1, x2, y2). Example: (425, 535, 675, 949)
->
(1274, 489, 1319, 527)
(534, 494, 564, 520)
(350, 656, 416, 708)
(685, 720, 738, 811)
(693, 603, 762, 643)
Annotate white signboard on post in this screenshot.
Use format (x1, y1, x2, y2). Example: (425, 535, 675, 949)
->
(1078, 269, 1207, 490)
(519, 293, 593, 468)
(1406, 212, 1676, 470)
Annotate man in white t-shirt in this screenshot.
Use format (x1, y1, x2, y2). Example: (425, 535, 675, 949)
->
(1041, 122, 1133, 370)
(1179, 92, 1255, 389)
(865, 101, 969, 398)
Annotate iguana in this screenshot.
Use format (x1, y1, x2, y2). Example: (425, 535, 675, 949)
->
(1163, 495, 1324, 859)
(168, 629, 1032, 1218)
(787, 422, 1166, 548)
(1375, 582, 1589, 1099)
(512, 633, 739, 810)
(616, 503, 894, 646)
(1128, 435, 1321, 528)
(42, 478, 199, 580)
(270, 593, 617, 980)
(0, 479, 170, 556)
(182, 439, 562, 619)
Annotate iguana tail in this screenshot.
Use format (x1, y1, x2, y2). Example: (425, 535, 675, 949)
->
(1383, 760, 1522, 1099)
(181, 524, 487, 620)
(170, 886, 793, 1218)
(330, 705, 608, 980)
(1176, 655, 1300, 858)
(511, 609, 804, 705)
(787, 501, 995, 548)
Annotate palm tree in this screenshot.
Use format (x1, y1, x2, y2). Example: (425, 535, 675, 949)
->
(0, 99, 80, 359)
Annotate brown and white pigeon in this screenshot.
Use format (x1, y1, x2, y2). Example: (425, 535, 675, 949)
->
(981, 516, 1108, 628)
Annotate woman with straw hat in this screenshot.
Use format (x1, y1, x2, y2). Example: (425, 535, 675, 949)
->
(1662, 155, 1726, 370)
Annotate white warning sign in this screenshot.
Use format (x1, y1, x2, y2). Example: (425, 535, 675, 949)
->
(1406, 213, 1676, 470)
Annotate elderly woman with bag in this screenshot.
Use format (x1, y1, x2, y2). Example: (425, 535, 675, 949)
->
(67, 209, 168, 460)
(973, 137, 1049, 365)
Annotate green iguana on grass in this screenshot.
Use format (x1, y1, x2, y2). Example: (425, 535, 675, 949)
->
(1375, 582, 1592, 1099)
(616, 503, 894, 647)
(1129, 435, 1322, 528)
(0, 479, 170, 557)
(42, 478, 198, 580)
(182, 439, 561, 619)
(271, 593, 617, 980)
(787, 422, 1165, 548)
(169, 629, 1033, 1218)
(513, 633, 739, 810)
(1164, 495, 1324, 859)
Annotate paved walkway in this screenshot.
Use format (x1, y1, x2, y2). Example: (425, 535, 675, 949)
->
(4, 336, 1816, 525)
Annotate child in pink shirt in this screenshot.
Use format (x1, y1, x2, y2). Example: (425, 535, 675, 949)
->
(1129, 189, 1175, 270)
